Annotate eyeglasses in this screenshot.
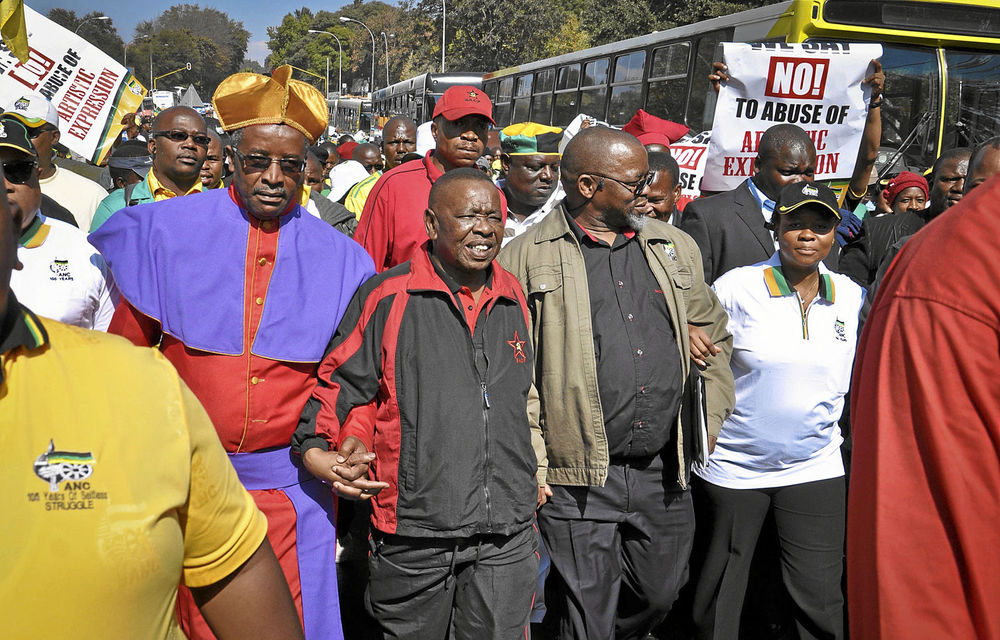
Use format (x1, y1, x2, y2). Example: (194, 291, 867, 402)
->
(152, 129, 212, 147)
(231, 148, 305, 176)
(2, 159, 38, 185)
(586, 171, 654, 197)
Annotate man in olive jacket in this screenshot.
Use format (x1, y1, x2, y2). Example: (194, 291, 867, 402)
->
(500, 127, 734, 640)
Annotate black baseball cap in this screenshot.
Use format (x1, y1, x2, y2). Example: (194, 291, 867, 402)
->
(775, 181, 841, 219)
(0, 116, 38, 157)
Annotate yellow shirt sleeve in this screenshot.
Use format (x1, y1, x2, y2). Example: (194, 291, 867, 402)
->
(178, 379, 268, 588)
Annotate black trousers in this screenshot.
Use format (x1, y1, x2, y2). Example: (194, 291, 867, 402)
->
(365, 525, 538, 640)
(538, 457, 696, 640)
(690, 476, 846, 640)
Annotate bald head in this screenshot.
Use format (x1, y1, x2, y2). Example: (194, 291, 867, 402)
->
(965, 137, 1000, 193)
(151, 106, 205, 132)
(353, 143, 383, 174)
(562, 126, 645, 179)
(752, 124, 817, 200)
(382, 117, 418, 169)
(758, 124, 814, 164)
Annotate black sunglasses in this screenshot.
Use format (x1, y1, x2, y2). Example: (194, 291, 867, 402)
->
(2, 159, 37, 185)
(231, 148, 305, 176)
(152, 129, 212, 147)
(587, 171, 654, 197)
(26, 124, 58, 139)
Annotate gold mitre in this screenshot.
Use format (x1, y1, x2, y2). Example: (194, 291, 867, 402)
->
(212, 65, 328, 143)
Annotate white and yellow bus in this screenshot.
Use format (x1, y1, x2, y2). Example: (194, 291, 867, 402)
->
(482, 0, 1000, 170)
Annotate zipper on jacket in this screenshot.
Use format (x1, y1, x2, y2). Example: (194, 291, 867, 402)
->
(481, 373, 493, 532)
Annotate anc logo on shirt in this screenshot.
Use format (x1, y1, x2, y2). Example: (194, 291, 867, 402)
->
(0, 123, 6, 139)
(834, 319, 847, 342)
(28, 440, 109, 511)
(34, 440, 94, 492)
(49, 258, 73, 281)
(507, 330, 527, 363)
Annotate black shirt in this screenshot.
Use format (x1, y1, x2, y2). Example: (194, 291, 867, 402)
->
(566, 210, 683, 459)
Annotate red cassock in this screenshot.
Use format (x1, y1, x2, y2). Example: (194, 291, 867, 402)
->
(848, 174, 1000, 640)
(109, 215, 316, 637)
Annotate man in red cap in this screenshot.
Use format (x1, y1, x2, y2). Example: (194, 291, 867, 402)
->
(355, 85, 506, 271)
(622, 108, 689, 154)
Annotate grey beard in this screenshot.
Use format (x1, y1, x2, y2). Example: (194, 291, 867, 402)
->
(627, 212, 649, 231)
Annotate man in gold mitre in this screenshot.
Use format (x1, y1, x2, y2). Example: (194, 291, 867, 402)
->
(89, 66, 377, 640)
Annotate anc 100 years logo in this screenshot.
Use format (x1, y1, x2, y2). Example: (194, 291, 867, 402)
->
(27, 440, 108, 511)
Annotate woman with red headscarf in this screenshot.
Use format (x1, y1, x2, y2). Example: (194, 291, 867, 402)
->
(882, 171, 928, 215)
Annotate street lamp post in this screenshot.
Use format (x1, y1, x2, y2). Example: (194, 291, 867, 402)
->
(124, 34, 148, 68)
(74, 15, 110, 35)
(381, 32, 394, 87)
(441, 0, 446, 73)
(339, 16, 376, 93)
(308, 30, 343, 97)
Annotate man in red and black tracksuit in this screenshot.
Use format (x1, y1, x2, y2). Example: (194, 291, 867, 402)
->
(294, 168, 545, 640)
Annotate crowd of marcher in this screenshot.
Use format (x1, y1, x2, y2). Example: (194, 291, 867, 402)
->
(3, 55, 999, 640)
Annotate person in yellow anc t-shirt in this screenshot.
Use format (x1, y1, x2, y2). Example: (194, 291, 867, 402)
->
(0, 167, 302, 639)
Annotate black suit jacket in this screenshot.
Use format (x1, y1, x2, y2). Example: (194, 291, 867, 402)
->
(679, 180, 841, 283)
(678, 181, 775, 284)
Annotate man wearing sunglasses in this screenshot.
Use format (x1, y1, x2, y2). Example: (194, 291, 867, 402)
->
(0, 118, 117, 331)
(89, 66, 375, 640)
(90, 106, 208, 232)
(3, 92, 107, 231)
(500, 126, 734, 640)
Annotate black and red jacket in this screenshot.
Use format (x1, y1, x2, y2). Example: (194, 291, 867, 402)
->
(294, 244, 538, 538)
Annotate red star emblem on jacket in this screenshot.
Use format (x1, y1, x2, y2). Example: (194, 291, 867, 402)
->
(507, 330, 527, 363)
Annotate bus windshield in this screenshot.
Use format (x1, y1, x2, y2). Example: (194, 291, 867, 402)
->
(943, 50, 1000, 152)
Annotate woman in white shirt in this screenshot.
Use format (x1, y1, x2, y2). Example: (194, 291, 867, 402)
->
(690, 182, 864, 640)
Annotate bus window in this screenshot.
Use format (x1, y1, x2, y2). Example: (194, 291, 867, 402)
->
(515, 74, 533, 97)
(646, 42, 690, 123)
(613, 51, 645, 84)
(650, 42, 689, 79)
(878, 45, 939, 171)
(495, 103, 513, 128)
(514, 98, 531, 123)
(499, 77, 514, 102)
(943, 50, 1000, 152)
(609, 85, 642, 125)
(532, 94, 553, 125)
(484, 80, 499, 103)
(553, 92, 579, 127)
(583, 59, 609, 87)
(686, 30, 731, 131)
(557, 65, 580, 90)
(580, 87, 607, 120)
(536, 69, 555, 94)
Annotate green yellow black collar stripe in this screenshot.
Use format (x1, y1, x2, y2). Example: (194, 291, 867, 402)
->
(763, 266, 835, 303)
(19, 215, 50, 249)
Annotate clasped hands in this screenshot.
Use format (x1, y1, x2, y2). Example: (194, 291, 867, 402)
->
(303, 436, 390, 500)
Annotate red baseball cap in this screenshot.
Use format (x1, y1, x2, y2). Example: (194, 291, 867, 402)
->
(432, 85, 495, 125)
(337, 140, 359, 160)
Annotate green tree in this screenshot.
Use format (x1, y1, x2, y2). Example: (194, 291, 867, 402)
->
(47, 9, 125, 63)
(130, 4, 250, 95)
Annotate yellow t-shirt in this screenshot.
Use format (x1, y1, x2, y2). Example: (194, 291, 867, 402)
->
(345, 171, 381, 220)
(0, 317, 267, 639)
(147, 169, 204, 201)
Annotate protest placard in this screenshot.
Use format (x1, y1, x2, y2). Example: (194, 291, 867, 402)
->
(0, 5, 146, 164)
(701, 41, 882, 192)
(670, 131, 710, 211)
